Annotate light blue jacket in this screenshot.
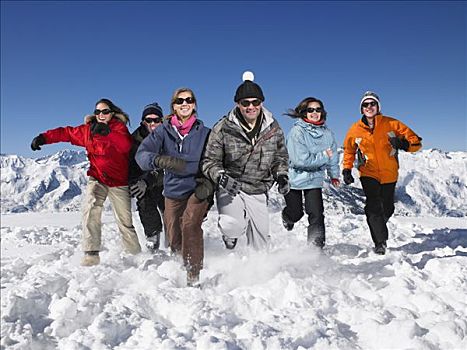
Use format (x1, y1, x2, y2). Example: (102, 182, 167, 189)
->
(287, 119, 340, 189)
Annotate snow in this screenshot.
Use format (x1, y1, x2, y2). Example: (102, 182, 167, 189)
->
(1, 150, 467, 349)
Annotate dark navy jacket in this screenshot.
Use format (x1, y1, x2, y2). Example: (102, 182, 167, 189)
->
(135, 118, 210, 199)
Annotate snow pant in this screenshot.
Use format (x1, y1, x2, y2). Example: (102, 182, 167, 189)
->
(136, 186, 165, 239)
(164, 194, 209, 276)
(360, 176, 396, 245)
(282, 188, 325, 246)
(216, 190, 270, 250)
(82, 177, 141, 254)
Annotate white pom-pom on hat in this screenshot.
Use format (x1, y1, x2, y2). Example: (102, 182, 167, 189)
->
(242, 71, 255, 82)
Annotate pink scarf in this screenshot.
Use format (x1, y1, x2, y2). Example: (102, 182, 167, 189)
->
(170, 114, 197, 136)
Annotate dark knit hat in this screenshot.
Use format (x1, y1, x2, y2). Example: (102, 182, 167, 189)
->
(234, 71, 265, 102)
(360, 91, 381, 114)
(141, 102, 163, 120)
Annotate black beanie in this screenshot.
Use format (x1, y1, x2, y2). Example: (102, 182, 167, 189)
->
(234, 80, 265, 102)
(141, 102, 164, 120)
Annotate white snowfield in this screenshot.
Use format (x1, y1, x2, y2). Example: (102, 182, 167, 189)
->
(1, 150, 466, 349)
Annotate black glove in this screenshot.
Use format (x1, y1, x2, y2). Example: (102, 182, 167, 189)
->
(31, 134, 46, 151)
(342, 169, 354, 185)
(218, 172, 241, 196)
(152, 169, 164, 188)
(90, 121, 111, 136)
(154, 155, 186, 172)
(194, 177, 215, 201)
(129, 179, 147, 200)
(276, 174, 290, 195)
(389, 137, 409, 151)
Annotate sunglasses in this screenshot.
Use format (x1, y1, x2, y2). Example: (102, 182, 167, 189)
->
(174, 97, 195, 105)
(362, 101, 378, 108)
(306, 107, 322, 113)
(144, 117, 163, 124)
(239, 99, 262, 107)
(94, 109, 112, 115)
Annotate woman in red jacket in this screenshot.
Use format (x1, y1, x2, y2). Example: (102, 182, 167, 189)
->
(30, 98, 142, 266)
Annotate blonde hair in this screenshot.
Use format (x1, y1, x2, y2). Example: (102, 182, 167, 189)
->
(170, 88, 197, 115)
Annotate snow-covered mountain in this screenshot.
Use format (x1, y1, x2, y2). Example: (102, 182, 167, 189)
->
(1, 149, 466, 349)
(1, 149, 466, 216)
(1, 150, 88, 213)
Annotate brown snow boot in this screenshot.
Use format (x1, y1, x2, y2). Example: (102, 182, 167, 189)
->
(81, 251, 100, 266)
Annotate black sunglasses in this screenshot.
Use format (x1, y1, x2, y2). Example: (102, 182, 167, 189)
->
(94, 108, 112, 115)
(306, 107, 322, 113)
(362, 101, 377, 108)
(174, 97, 195, 105)
(144, 117, 163, 124)
(239, 99, 262, 107)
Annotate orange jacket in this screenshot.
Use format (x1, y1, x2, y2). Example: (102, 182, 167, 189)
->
(343, 115, 422, 184)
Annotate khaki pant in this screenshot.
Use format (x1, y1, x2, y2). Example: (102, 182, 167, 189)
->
(82, 177, 141, 254)
(164, 194, 209, 275)
(216, 190, 270, 250)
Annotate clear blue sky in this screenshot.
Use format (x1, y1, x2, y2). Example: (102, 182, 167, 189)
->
(1, 1, 466, 157)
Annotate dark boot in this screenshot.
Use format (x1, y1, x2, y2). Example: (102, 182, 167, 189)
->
(374, 241, 387, 255)
(187, 270, 200, 288)
(222, 235, 237, 249)
(281, 211, 294, 231)
(307, 226, 325, 248)
(145, 231, 161, 252)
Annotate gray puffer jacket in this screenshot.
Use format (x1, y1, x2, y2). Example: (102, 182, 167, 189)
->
(201, 107, 289, 195)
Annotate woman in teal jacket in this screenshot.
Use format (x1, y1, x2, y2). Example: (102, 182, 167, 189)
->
(282, 97, 340, 248)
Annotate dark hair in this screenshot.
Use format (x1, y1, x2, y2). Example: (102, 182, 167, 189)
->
(284, 97, 327, 120)
(95, 98, 130, 124)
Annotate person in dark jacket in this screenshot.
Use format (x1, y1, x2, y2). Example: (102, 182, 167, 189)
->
(201, 72, 289, 250)
(30, 98, 142, 266)
(135, 88, 212, 287)
(129, 103, 166, 251)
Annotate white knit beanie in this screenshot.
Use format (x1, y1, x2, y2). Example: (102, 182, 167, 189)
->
(360, 91, 381, 114)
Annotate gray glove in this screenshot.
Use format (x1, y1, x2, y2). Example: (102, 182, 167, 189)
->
(195, 177, 215, 201)
(218, 172, 241, 196)
(154, 155, 186, 172)
(130, 180, 147, 200)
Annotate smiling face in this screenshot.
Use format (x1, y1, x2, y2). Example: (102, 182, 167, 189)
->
(172, 91, 195, 122)
(361, 99, 378, 119)
(237, 98, 262, 124)
(94, 102, 113, 124)
(305, 101, 323, 123)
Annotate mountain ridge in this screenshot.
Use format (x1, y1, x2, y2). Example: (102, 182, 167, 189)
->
(1, 149, 466, 216)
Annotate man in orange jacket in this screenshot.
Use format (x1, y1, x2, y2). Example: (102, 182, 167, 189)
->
(342, 91, 422, 255)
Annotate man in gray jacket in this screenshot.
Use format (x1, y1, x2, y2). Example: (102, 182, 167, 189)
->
(201, 73, 289, 250)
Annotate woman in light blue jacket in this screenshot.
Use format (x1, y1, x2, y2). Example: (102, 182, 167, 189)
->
(282, 97, 340, 248)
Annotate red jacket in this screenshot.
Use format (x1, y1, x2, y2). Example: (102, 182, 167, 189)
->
(42, 118, 133, 187)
